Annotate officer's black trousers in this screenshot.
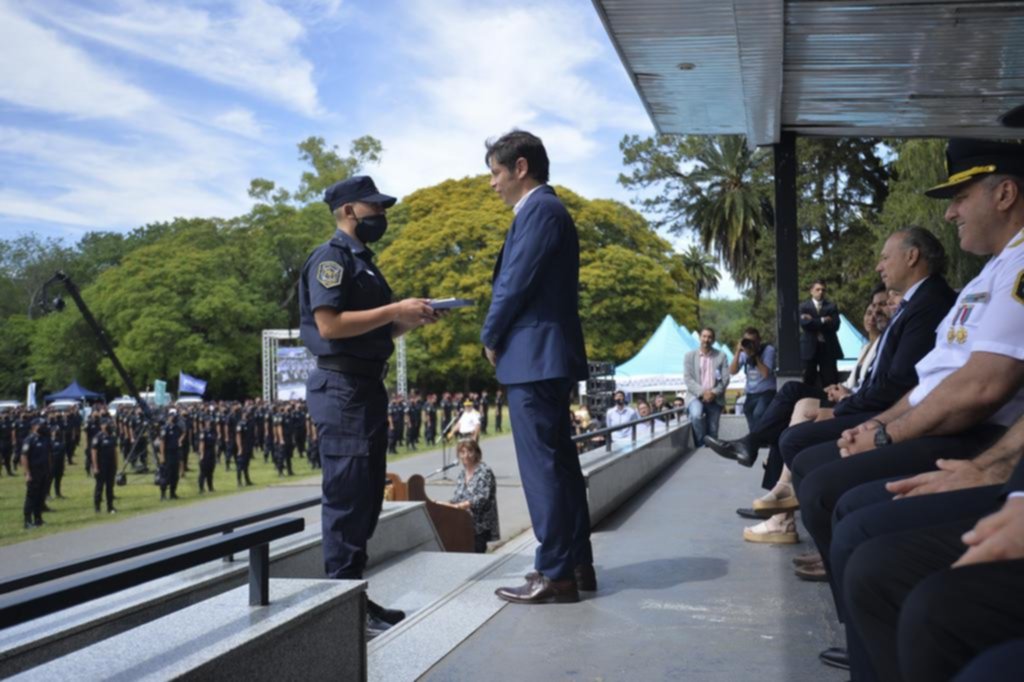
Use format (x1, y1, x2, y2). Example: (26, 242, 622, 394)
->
(791, 424, 1005, 590)
(24, 473, 45, 520)
(832, 483, 1002, 681)
(94, 467, 115, 510)
(321, 437, 386, 580)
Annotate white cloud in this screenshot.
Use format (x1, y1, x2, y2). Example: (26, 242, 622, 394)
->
(0, 0, 154, 119)
(28, 0, 322, 117)
(0, 126, 254, 231)
(360, 0, 651, 202)
(211, 108, 264, 138)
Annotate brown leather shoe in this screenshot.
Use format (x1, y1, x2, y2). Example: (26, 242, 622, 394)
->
(496, 574, 580, 604)
(794, 560, 828, 582)
(792, 551, 822, 567)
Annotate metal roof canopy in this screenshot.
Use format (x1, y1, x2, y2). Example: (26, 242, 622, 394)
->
(593, 0, 1024, 146)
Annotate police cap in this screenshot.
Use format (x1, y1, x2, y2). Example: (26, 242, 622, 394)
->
(324, 176, 396, 212)
(925, 138, 1024, 198)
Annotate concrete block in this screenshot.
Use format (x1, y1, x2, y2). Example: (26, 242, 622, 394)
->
(9, 579, 366, 682)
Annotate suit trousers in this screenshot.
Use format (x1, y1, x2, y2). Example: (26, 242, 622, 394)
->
(743, 381, 825, 489)
(951, 639, 1024, 682)
(687, 398, 722, 447)
(830, 483, 1003, 682)
(507, 379, 593, 580)
(803, 347, 838, 388)
(791, 424, 1006, 583)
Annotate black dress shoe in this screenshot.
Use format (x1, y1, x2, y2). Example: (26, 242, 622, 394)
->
(736, 507, 762, 520)
(819, 647, 849, 670)
(365, 612, 392, 640)
(367, 599, 406, 626)
(574, 564, 597, 592)
(496, 574, 579, 604)
(706, 436, 756, 467)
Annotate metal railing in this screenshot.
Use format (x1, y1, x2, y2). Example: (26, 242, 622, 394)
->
(0, 495, 322, 596)
(0, 517, 304, 629)
(573, 406, 689, 452)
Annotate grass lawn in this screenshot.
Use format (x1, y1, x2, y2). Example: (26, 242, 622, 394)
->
(0, 408, 511, 549)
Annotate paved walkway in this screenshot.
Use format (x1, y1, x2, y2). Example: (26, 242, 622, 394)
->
(425, 417, 846, 682)
(0, 433, 530, 579)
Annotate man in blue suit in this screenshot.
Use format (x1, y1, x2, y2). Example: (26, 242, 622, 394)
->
(481, 130, 594, 604)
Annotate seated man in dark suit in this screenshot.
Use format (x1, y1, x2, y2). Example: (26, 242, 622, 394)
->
(799, 279, 842, 387)
(709, 227, 955, 492)
(790, 138, 1024, 674)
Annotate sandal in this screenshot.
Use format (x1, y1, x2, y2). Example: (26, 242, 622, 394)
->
(743, 514, 799, 544)
(752, 482, 800, 515)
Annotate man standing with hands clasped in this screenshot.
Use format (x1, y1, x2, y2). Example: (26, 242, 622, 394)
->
(800, 279, 842, 387)
(299, 175, 441, 639)
(481, 130, 595, 604)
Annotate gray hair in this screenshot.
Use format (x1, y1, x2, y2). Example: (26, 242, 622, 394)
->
(896, 226, 947, 276)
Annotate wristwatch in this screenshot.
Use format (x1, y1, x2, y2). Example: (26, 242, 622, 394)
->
(874, 424, 893, 447)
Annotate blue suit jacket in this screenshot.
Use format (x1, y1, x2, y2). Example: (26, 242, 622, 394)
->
(833, 275, 957, 417)
(480, 185, 589, 385)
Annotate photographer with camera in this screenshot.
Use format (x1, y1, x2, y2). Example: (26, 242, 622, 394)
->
(729, 327, 777, 431)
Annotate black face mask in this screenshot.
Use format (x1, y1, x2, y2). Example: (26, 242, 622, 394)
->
(355, 214, 388, 243)
(614, 398, 625, 407)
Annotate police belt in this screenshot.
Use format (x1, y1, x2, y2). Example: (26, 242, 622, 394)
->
(316, 355, 389, 381)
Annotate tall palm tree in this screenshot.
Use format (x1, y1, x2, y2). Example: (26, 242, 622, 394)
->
(684, 136, 772, 290)
(680, 245, 720, 323)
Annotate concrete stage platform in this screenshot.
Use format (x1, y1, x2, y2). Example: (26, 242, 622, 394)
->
(423, 416, 846, 682)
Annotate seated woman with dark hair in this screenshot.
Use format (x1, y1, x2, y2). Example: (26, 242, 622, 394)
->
(443, 439, 500, 553)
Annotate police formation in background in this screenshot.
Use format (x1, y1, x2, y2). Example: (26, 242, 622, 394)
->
(299, 175, 441, 639)
(5, 391, 491, 534)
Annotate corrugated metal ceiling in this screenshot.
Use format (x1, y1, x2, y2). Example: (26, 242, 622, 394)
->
(592, 0, 1024, 145)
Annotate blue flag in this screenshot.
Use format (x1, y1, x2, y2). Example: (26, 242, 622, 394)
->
(179, 372, 207, 395)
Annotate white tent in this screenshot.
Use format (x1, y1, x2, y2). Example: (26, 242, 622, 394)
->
(614, 315, 696, 393)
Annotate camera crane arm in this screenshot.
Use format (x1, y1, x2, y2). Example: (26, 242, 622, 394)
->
(37, 271, 153, 421)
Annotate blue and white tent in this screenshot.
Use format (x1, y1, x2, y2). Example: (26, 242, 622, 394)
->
(836, 313, 869, 371)
(614, 315, 696, 393)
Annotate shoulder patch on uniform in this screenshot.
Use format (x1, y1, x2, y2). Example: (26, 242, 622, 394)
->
(316, 260, 344, 288)
(1014, 269, 1024, 306)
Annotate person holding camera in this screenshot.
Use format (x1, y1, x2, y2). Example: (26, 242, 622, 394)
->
(729, 327, 777, 431)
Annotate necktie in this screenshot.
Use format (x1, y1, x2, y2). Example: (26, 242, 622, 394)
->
(865, 300, 908, 387)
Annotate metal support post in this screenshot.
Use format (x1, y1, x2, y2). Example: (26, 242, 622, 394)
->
(773, 131, 801, 375)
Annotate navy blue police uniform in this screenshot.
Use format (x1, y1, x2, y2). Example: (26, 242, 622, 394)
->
(300, 181, 396, 581)
(92, 427, 118, 512)
(22, 423, 51, 527)
(160, 420, 182, 499)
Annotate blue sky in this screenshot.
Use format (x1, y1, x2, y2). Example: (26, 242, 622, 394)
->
(0, 0, 741, 297)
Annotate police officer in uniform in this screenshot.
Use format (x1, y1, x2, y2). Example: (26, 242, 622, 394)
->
(92, 418, 118, 513)
(235, 409, 254, 486)
(21, 418, 50, 528)
(300, 175, 440, 638)
(48, 415, 66, 499)
(198, 416, 217, 492)
(0, 411, 15, 476)
(159, 411, 183, 500)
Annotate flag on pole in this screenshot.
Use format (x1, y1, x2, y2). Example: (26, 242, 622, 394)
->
(179, 371, 208, 395)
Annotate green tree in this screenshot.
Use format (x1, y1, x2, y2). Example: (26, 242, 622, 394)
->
(877, 139, 985, 288)
(380, 176, 696, 388)
(680, 245, 720, 323)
